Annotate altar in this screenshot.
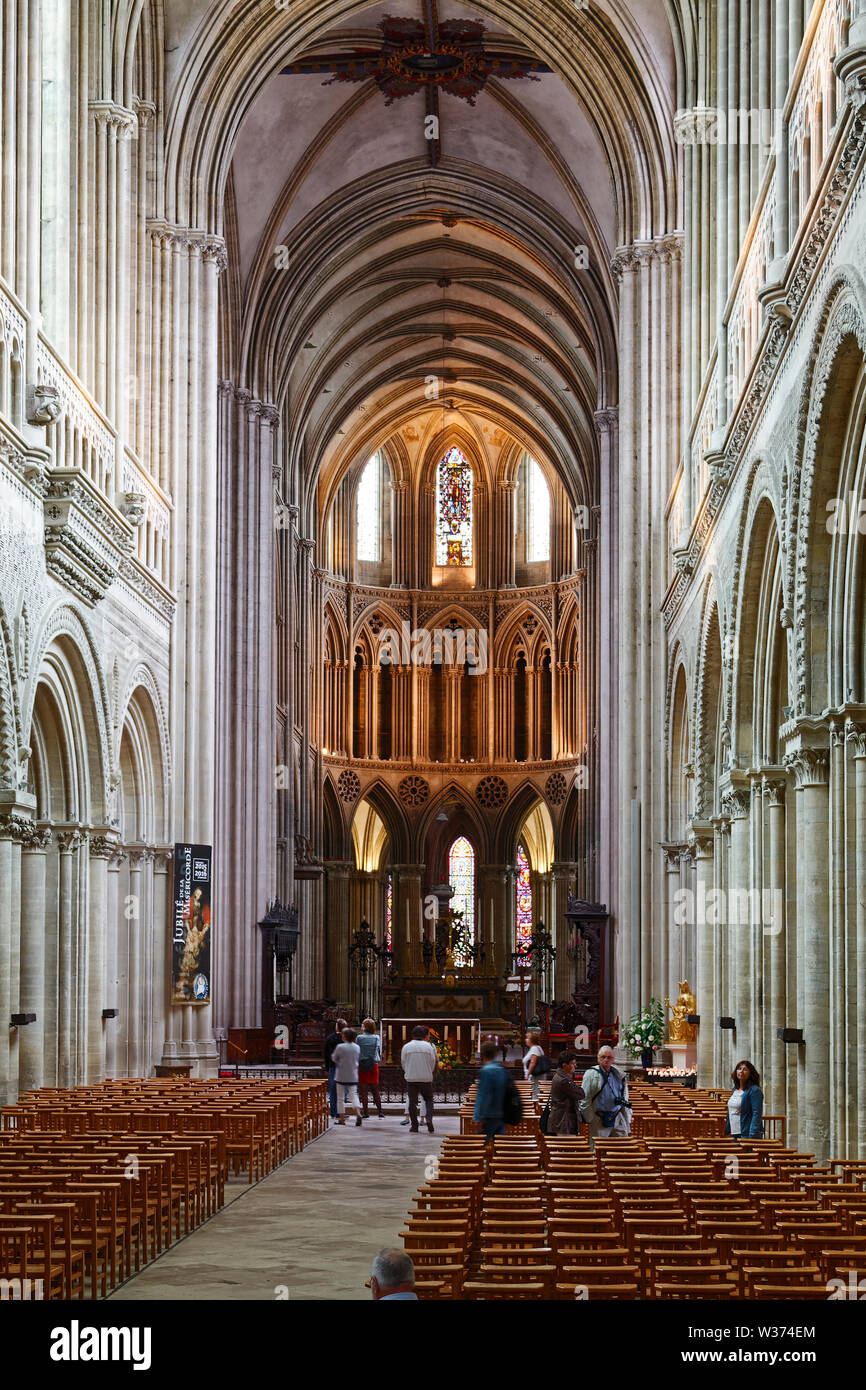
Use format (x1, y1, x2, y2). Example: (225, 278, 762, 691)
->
(382, 1017, 481, 1065)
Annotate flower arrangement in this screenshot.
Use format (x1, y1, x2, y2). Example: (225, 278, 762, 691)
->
(427, 1027, 460, 1071)
(622, 998, 666, 1059)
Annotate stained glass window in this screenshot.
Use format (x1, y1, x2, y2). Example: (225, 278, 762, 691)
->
(448, 835, 475, 966)
(527, 457, 550, 562)
(516, 842, 533, 960)
(435, 446, 473, 567)
(356, 454, 381, 562)
(385, 872, 392, 954)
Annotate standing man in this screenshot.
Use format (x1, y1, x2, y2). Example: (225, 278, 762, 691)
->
(473, 1038, 510, 1142)
(580, 1044, 631, 1143)
(401, 1025, 438, 1133)
(324, 1017, 348, 1123)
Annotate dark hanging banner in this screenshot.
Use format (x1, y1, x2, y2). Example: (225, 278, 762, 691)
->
(172, 843, 212, 1004)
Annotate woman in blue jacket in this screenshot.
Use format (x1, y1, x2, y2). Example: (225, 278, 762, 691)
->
(724, 1059, 764, 1138)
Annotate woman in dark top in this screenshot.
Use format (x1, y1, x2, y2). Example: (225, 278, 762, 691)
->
(548, 1051, 585, 1135)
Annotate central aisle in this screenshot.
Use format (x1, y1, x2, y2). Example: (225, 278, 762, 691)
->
(109, 1114, 459, 1301)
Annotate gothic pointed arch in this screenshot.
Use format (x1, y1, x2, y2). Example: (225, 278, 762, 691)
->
(322, 774, 349, 861)
(0, 596, 20, 788)
(24, 606, 113, 825)
(733, 497, 787, 766)
(668, 656, 691, 842)
(792, 273, 866, 711)
(693, 586, 725, 821)
(414, 782, 490, 867)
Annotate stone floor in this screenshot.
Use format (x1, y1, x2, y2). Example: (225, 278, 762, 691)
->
(109, 1112, 460, 1302)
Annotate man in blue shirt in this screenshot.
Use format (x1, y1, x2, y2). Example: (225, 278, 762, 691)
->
(473, 1039, 510, 1142)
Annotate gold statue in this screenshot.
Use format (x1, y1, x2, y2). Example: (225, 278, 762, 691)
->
(665, 980, 697, 1043)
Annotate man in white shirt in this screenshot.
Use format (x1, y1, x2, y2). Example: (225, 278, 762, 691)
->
(400, 1026, 438, 1133)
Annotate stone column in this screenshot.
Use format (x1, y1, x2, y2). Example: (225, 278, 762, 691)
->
(713, 817, 731, 1086)
(550, 861, 577, 1000)
(721, 778, 753, 1056)
(150, 850, 171, 1073)
(18, 825, 52, 1093)
(325, 860, 353, 998)
(0, 811, 28, 1102)
(390, 478, 410, 586)
(56, 828, 81, 1087)
(688, 823, 715, 1086)
(762, 777, 788, 1119)
(104, 849, 124, 1078)
(848, 723, 866, 1158)
(126, 848, 146, 1076)
(445, 665, 461, 762)
(395, 865, 424, 977)
(660, 843, 687, 1007)
(87, 834, 116, 1084)
(498, 481, 517, 587)
(785, 745, 831, 1160)
(829, 723, 848, 1154)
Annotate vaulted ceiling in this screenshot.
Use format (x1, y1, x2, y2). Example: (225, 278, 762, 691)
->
(163, 0, 679, 526)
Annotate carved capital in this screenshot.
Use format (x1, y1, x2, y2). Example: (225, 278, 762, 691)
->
(89, 101, 137, 138)
(721, 788, 750, 820)
(89, 833, 119, 859)
(56, 828, 83, 854)
(661, 842, 687, 873)
(687, 822, 715, 858)
(593, 407, 618, 436)
(845, 721, 866, 759)
(653, 232, 684, 263)
(761, 777, 787, 806)
(784, 747, 830, 788)
(132, 98, 157, 129)
(0, 813, 36, 844)
(200, 237, 228, 274)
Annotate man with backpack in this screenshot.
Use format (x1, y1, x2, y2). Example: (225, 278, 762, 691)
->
(474, 1040, 524, 1142)
(580, 1044, 631, 1143)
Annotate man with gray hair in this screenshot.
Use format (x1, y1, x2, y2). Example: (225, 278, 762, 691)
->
(370, 1248, 418, 1301)
(580, 1044, 631, 1143)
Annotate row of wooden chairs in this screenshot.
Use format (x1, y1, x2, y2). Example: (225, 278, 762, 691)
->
(400, 1128, 866, 1299)
(0, 1077, 328, 1299)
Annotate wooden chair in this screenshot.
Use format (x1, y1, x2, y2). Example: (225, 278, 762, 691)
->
(464, 1278, 548, 1300)
(0, 1214, 66, 1299)
(741, 1263, 823, 1296)
(751, 1283, 830, 1300)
